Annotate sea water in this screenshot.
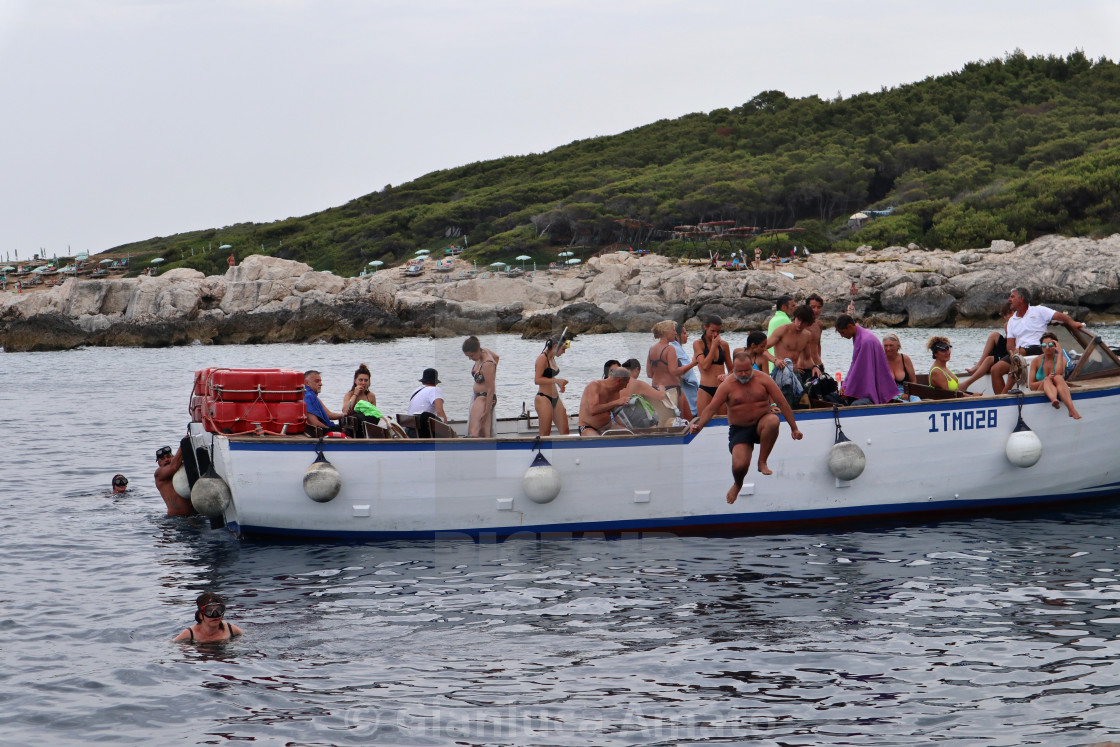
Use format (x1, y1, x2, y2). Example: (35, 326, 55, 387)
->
(3, 330, 1120, 745)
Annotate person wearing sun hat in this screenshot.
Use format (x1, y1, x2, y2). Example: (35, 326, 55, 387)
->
(408, 368, 447, 422)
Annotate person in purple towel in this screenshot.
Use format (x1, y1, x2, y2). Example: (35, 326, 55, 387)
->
(834, 315, 899, 405)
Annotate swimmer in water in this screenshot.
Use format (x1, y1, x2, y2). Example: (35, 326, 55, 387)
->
(173, 592, 244, 643)
(111, 474, 128, 494)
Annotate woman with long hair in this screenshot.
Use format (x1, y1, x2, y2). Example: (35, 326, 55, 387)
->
(341, 363, 377, 414)
(1029, 332, 1081, 419)
(534, 337, 570, 436)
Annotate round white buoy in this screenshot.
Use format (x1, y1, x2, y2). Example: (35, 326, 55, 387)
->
(191, 474, 232, 517)
(523, 452, 562, 504)
(172, 465, 191, 499)
(828, 439, 866, 481)
(1006, 428, 1042, 468)
(304, 458, 342, 503)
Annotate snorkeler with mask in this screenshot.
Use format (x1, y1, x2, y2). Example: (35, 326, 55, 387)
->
(173, 592, 244, 643)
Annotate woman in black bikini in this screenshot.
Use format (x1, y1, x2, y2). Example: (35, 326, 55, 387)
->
(173, 592, 244, 643)
(693, 314, 731, 416)
(534, 337, 570, 436)
(882, 333, 916, 398)
(463, 335, 500, 438)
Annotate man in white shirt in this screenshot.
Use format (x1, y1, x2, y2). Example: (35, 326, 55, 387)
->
(408, 368, 447, 421)
(991, 287, 1085, 386)
(1005, 287, 1084, 355)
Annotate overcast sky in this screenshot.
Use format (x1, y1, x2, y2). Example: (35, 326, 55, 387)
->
(0, 1, 1117, 257)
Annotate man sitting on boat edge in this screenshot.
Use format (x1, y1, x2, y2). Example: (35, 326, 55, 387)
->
(304, 370, 342, 431)
(690, 350, 803, 504)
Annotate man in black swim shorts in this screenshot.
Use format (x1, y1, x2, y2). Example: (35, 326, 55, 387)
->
(690, 351, 802, 505)
(727, 422, 761, 452)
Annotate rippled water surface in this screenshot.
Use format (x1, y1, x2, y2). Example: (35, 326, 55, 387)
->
(4, 331, 1120, 746)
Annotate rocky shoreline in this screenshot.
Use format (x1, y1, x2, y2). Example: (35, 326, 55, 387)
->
(3, 234, 1120, 352)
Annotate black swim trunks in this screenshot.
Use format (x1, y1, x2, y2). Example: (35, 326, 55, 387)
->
(728, 423, 761, 452)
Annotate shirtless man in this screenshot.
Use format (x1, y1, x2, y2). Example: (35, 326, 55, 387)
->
(690, 351, 803, 503)
(154, 445, 193, 516)
(577, 367, 632, 436)
(765, 304, 818, 378)
(803, 293, 826, 375)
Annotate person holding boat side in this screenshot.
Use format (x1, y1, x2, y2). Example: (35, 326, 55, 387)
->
(690, 350, 803, 504)
(578, 367, 632, 436)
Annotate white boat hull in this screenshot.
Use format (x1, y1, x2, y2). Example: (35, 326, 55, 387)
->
(187, 385, 1120, 539)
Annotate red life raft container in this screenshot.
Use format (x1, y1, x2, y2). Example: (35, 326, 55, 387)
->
(193, 368, 307, 434)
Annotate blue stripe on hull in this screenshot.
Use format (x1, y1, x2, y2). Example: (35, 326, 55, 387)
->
(230, 487, 1120, 541)
(226, 387, 1112, 455)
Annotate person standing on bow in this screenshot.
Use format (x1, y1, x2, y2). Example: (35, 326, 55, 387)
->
(463, 336, 499, 437)
(534, 337, 570, 436)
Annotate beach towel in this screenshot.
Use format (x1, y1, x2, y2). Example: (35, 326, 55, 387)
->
(845, 326, 899, 405)
(771, 359, 805, 409)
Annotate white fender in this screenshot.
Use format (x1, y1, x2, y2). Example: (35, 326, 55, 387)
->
(523, 452, 562, 504)
(191, 474, 232, 517)
(828, 439, 866, 481)
(304, 455, 342, 502)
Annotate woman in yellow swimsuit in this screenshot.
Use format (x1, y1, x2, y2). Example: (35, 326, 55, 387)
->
(927, 336, 962, 392)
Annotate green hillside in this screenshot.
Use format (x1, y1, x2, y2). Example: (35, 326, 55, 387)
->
(112, 50, 1120, 277)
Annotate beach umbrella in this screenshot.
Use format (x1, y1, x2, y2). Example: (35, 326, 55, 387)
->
(565, 258, 582, 265)
(2, 266, 14, 272)
(415, 249, 430, 255)
(515, 254, 531, 267)
(368, 260, 384, 267)
(99, 258, 113, 265)
(219, 244, 232, 250)
(489, 261, 507, 268)
(150, 258, 165, 264)
(75, 252, 89, 261)
(558, 251, 574, 257)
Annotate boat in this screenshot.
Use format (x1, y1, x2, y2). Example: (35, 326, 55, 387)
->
(181, 324, 1120, 540)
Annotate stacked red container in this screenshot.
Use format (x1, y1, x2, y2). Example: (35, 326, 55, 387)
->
(191, 368, 307, 434)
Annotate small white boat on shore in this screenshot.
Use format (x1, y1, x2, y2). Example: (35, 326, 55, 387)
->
(182, 324, 1120, 540)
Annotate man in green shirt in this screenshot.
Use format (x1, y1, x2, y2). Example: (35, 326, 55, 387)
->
(766, 295, 796, 372)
